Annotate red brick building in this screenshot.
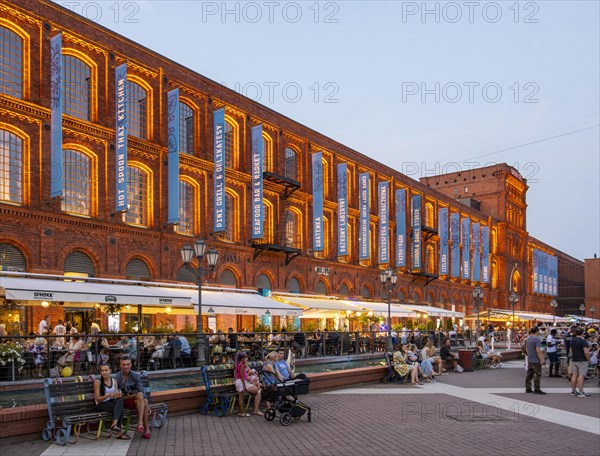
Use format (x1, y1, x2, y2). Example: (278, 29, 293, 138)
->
(0, 0, 585, 333)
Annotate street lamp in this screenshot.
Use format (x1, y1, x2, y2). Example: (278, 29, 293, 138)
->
(181, 240, 219, 366)
(550, 299, 558, 326)
(579, 303, 585, 318)
(379, 268, 398, 352)
(509, 290, 519, 330)
(472, 285, 484, 341)
(591, 307, 596, 321)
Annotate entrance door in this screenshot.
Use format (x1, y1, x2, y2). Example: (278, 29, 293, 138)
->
(64, 308, 94, 333)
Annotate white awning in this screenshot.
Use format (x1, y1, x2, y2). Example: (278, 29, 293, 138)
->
(0, 276, 191, 306)
(340, 300, 417, 318)
(397, 304, 464, 317)
(272, 294, 361, 313)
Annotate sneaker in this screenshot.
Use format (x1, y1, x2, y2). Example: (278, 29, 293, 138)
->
(490, 365, 497, 369)
(533, 390, 547, 395)
(577, 392, 591, 398)
(499, 363, 507, 368)
(525, 389, 533, 393)
(570, 391, 579, 396)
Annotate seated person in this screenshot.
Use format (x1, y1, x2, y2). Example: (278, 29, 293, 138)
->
(115, 355, 151, 439)
(393, 347, 421, 386)
(476, 340, 502, 368)
(422, 341, 445, 376)
(234, 352, 262, 417)
(440, 339, 463, 372)
(115, 335, 137, 361)
(56, 335, 84, 372)
(419, 344, 436, 382)
(30, 333, 48, 378)
(274, 350, 296, 381)
(94, 363, 128, 439)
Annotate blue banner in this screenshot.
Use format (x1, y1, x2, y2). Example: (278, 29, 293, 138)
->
(359, 173, 370, 260)
(532, 249, 539, 293)
(450, 212, 460, 277)
(439, 208, 448, 275)
(551, 255, 558, 296)
(167, 89, 180, 225)
(461, 217, 470, 279)
(472, 223, 480, 282)
(337, 163, 348, 257)
(114, 63, 128, 212)
(251, 125, 264, 239)
(396, 189, 406, 267)
(411, 194, 422, 270)
(378, 182, 389, 264)
(312, 152, 324, 252)
(213, 108, 225, 232)
(50, 33, 63, 199)
(481, 226, 489, 283)
(542, 251, 549, 295)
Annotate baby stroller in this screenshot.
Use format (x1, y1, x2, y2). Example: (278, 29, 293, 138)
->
(262, 371, 311, 426)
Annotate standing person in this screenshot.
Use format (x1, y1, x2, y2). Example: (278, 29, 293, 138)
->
(53, 319, 66, 348)
(115, 355, 151, 439)
(546, 329, 560, 377)
(569, 328, 591, 397)
(94, 364, 128, 439)
(38, 316, 49, 336)
(525, 326, 546, 394)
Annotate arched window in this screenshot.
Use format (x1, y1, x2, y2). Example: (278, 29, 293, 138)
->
(287, 276, 301, 293)
(125, 165, 149, 227)
(62, 149, 91, 216)
(64, 251, 94, 277)
(0, 128, 23, 203)
(220, 269, 238, 287)
(175, 179, 195, 235)
(0, 25, 23, 98)
(492, 228, 498, 254)
(315, 280, 327, 295)
(0, 243, 26, 271)
(284, 209, 301, 249)
(262, 132, 272, 173)
(426, 293, 434, 304)
(322, 156, 330, 199)
(256, 273, 271, 290)
(179, 101, 194, 154)
(361, 285, 370, 299)
(440, 294, 447, 305)
(424, 244, 435, 274)
(398, 289, 406, 302)
(125, 258, 150, 281)
(62, 55, 90, 121)
(223, 191, 238, 242)
(224, 119, 238, 168)
(339, 283, 350, 296)
(263, 199, 274, 243)
(412, 289, 421, 303)
(424, 202, 434, 228)
(491, 261, 498, 289)
(284, 147, 298, 182)
(128, 80, 147, 139)
(176, 265, 195, 283)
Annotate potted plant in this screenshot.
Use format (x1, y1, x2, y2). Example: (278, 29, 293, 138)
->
(0, 343, 25, 381)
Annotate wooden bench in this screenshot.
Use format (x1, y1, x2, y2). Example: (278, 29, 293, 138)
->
(200, 362, 263, 417)
(42, 373, 168, 446)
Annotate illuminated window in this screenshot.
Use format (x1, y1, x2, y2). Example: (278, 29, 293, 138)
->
(175, 179, 195, 235)
(180, 102, 194, 154)
(224, 120, 237, 168)
(284, 209, 301, 249)
(425, 244, 435, 274)
(262, 133, 272, 172)
(62, 55, 90, 121)
(0, 129, 22, 203)
(0, 26, 22, 98)
(263, 199, 274, 243)
(491, 261, 498, 289)
(322, 157, 330, 199)
(424, 202, 435, 228)
(491, 228, 498, 254)
(62, 149, 91, 215)
(125, 165, 148, 226)
(284, 147, 298, 181)
(128, 80, 147, 139)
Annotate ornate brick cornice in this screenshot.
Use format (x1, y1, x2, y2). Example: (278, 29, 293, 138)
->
(0, 4, 43, 27)
(168, 81, 208, 102)
(114, 56, 158, 80)
(63, 127, 107, 146)
(282, 130, 305, 144)
(0, 106, 42, 125)
(211, 99, 246, 119)
(0, 97, 48, 120)
(62, 32, 108, 56)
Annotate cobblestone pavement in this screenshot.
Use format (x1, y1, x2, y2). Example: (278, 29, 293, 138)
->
(1, 362, 598, 456)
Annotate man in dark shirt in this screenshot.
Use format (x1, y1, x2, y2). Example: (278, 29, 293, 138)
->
(115, 355, 151, 439)
(525, 326, 546, 394)
(440, 339, 462, 372)
(569, 328, 591, 398)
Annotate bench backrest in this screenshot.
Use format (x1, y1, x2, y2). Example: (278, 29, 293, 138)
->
(200, 362, 263, 396)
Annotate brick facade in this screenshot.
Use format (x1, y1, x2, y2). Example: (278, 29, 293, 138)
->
(0, 0, 586, 332)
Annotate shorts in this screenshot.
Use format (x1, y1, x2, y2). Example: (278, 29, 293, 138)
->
(124, 398, 137, 409)
(235, 379, 253, 392)
(480, 354, 488, 359)
(570, 361, 588, 377)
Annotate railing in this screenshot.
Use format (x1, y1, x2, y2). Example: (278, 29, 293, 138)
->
(0, 329, 500, 383)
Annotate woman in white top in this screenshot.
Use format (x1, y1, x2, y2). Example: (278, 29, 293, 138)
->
(94, 364, 128, 439)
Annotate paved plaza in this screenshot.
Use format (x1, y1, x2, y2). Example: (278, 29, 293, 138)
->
(1, 360, 599, 456)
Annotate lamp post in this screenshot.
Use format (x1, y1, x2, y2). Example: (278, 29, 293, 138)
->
(579, 303, 585, 319)
(181, 240, 219, 366)
(550, 299, 558, 326)
(508, 291, 519, 345)
(591, 307, 596, 321)
(473, 285, 484, 342)
(379, 268, 398, 352)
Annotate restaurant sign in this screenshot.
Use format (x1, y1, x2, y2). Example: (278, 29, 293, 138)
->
(315, 267, 330, 276)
